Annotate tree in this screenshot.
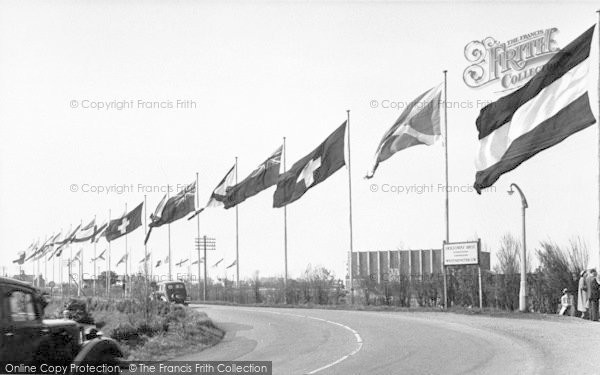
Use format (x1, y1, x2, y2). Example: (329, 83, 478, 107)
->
(98, 271, 118, 287)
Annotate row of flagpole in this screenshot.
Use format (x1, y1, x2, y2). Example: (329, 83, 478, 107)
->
(17, 74, 450, 305)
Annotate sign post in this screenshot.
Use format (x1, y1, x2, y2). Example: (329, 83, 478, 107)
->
(443, 239, 482, 309)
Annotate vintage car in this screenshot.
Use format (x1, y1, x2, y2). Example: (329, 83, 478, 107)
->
(150, 281, 189, 305)
(0, 277, 123, 367)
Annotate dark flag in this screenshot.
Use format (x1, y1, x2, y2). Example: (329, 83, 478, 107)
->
(176, 259, 189, 267)
(212, 258, 224, 268)
(13, 251, 25, 265)
(139, 253, 151, 263)
(273, 122, 346, 207)
(90, 249, 106, 262)
(225, 259, 237, 269)
(145, 182, 196, 244)
(155, 260, 162, 268)
(105, 202, 143, 242)
(474, 26, 596, 193)
(224, 146, 282, 209)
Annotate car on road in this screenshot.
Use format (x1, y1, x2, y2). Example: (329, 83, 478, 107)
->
(151, 281, 189, 305)
(0, 276, 123, 366)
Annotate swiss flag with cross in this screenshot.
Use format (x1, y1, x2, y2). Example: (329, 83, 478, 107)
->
(273, 121, 346, 207)
(105, 202, 144, 242)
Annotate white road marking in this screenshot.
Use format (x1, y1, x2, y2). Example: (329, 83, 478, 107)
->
(237, 308, 363, 374)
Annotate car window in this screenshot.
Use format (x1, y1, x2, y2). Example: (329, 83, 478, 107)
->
(175, 284, 184, 289)
(8, 290, 37, 322)
(167, 285, 173, 290)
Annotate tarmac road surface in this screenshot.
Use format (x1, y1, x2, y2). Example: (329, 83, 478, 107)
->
(176, 304, 600, 375)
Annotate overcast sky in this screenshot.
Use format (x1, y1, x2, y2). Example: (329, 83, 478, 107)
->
(1, 0, 599, 282)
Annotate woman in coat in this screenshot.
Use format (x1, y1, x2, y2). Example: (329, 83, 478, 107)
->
(577, 270, 588, 318)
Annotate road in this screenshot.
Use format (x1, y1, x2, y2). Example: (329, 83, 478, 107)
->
(176, 304, 600, 375)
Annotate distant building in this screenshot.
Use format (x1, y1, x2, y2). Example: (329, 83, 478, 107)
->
(348, 249, 491, 286)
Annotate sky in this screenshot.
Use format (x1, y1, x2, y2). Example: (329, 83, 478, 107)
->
(1, 0, 599, 283)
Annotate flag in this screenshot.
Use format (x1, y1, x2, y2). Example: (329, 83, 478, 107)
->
(72, 249, 82, 261)
(145, 183, 196, 244)
(366, 84, 442, 178)
(90, 250, 106, 262)
(29, 235, 57, 261)
(13, 251, 25, 265)
(474, 26, 597, 193)
(25, 240, 42, 262)
(92, 222, 108, 242)
(164, 255, 170, 263)
(273, 122, 346, 207)
(52, 243, 67, 258)
(224, 146, 282, 209)
(139, 253, 151, 263)
(64, 224, 82, 244)
(176, 259, 189, 267)
(207, 165, 237, 209)
(72, 219, 96, 243)
(116, 254, 128, 267)
(187, 165, 236, 220)
(225, 260, 237, 269)
(212, 258, 224, 268)
(192, 257, 204, 265)
(155, 260, 162, 268)
(105, 202, 143, 242)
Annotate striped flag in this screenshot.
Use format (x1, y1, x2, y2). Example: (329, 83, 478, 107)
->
(474, 26, 596, 193)
(366, 84, 442, 178)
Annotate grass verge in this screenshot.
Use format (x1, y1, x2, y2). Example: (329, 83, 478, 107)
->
(190, 300, 585, 322)
(46, 298, 225, 360)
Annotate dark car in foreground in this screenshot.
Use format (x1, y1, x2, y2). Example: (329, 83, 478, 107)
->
(0, 277, 123, 369)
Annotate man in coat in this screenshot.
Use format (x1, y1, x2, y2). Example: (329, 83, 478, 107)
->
(577, 270, 588, 318)
(587, 269, 599, 321)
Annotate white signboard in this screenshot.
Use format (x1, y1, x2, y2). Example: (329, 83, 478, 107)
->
(443, 241, 479, 266)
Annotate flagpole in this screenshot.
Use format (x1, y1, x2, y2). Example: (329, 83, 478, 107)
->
(347, 109, 355, 305)
(283, 136, 289, 304)
(108, 209, 111, 300)
(124, 203, 128, 298)
(144, 195, 149, 303)
(93, 216, 97, 296)
(44, 241, 47, 289)
(78, 219, 82, 297)
(69, 246, 72, 298)
(196, 172, 204, 301)
(168, 189, 172, 281)
(235, 156, 240, 288)
(443, 70, 449, 309)
(597, 10, 600, 269)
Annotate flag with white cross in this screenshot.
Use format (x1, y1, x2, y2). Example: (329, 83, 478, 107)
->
(105, 202, 143, 242)
(273, 121, 346, 207)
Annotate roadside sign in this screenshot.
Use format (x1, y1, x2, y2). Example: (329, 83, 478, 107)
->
(443, 241, 480, 266)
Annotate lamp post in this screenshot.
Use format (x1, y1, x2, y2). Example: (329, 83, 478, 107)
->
(508, 183, 528, 312)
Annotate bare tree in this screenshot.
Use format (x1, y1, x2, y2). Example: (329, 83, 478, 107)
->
(495, 234, 520, 275)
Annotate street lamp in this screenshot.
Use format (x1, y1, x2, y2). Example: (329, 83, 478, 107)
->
(507, 183, 528, 313)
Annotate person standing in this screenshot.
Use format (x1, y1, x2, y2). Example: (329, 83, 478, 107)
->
(578, 270, 588, 319)
(587, 269, 599, 321)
